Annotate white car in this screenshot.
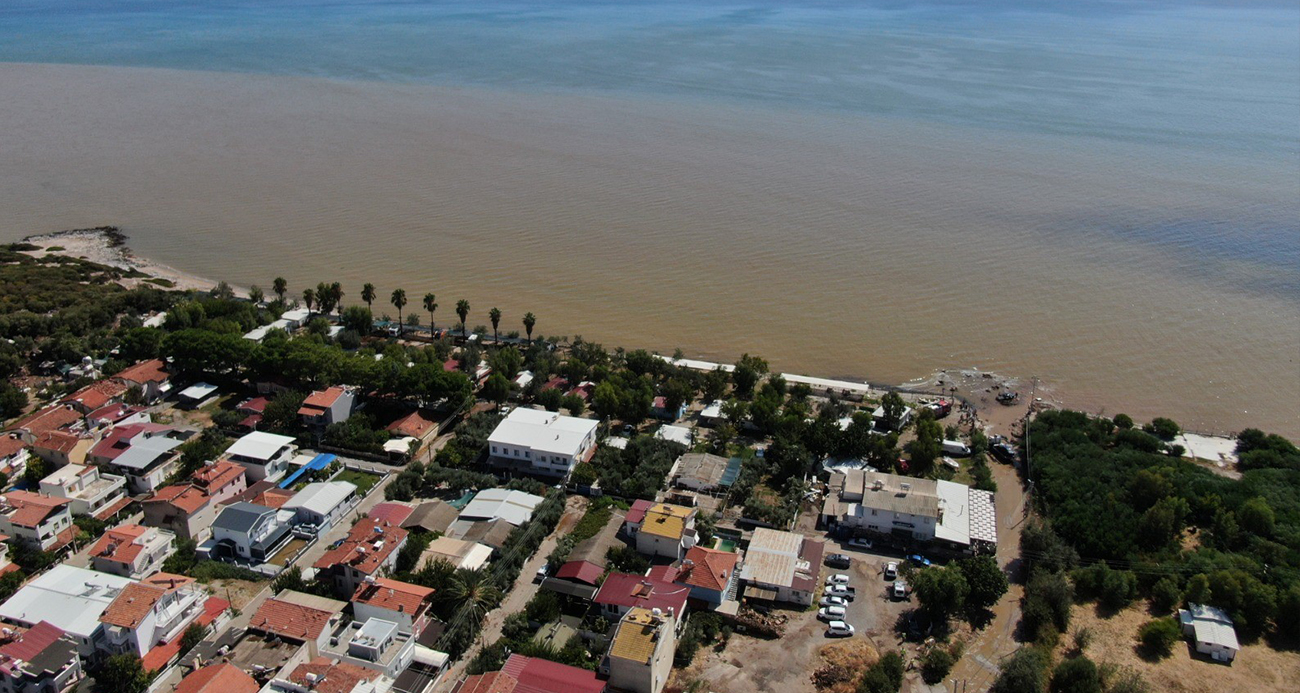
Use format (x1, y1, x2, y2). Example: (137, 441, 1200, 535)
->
(826, 574, 851, 586)
(825, 621, 855, 637)
(884, 561, 899, 579)
(848, 537, 874, 550)
(818, 606, 847, 621)
(893, 580, 908, 599)
(819, 595, 848, 608)
(825, 584, 855, 600)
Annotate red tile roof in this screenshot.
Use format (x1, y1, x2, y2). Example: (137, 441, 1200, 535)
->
(385, 410, 438, 439)
(237, 397, 270, 415)
(0, 621, 66, 664)
(593, 573, 689, 616)
(0, 491, 70, 528)
(367, 502, 415, 526)
(63, 379, 129, 411)
(145, 484, 209, 514)
(554, 560, 603, 586)
(114, 359, 169, 385)
(7, 405, 81, 436)
(647, 565, 678, 583)
(89, 423, 172, 462)
(351, 577, 434, 615)
(298, 387, 345, 416)
(175, 663, 259, 693)
(249, 597, 336, 641)
(89, 525, 151, 566)
(499, 655, 606, 693)
(93, 496, 134, 521)
(252, 488, 294, 509)
(100, 583, 166, 628)
(624, 499, 653, 526)
(676, 546, 738, 593)
(0, 435, 24, 459)
(454, 671, 519, 693)
(193, 461, 245, 492)
(286, 658, 378, 693)
(32, 430, 81, 454)
(313, 518, 407, 576)
(87, 403, 147, 426)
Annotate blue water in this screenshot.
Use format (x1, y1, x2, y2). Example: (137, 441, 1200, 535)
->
(2, 1, 1297, 159)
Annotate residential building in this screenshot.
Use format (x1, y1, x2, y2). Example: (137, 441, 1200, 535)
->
(820, 469, 997, 549)
(593, 573, 689, 623)
(224, 432, 297, 483)
(234, 396, 270, 432)
(319, 614, 418, 680)
(86, 423, 174, 466)
(104, 428, 190, 494)
(351, 578, 435, 636)
(0, 622, 82, 693)
(62, 380, 128, 415)
(603, 607, 675, 693)
(112, 360, 171, 403)
(0, 565, 134, 656)
(418, 537, 492, 571)
(455, 489, 543, 527)
(673, 546, 738, 608)
(450, 519, 513, 552)
(0, 491, 73, 551)
(264, 657, 391, 693)
(871, 404, 913, 431)
(384, 411, 440, 449)
(84, 404, 149, 430)
(737, 528, 824, 607)
(193, 460, 251, 504)
(486, 408, 598, 478)
(247, 591, 346, 659)
(0, 435, 29, 481)
(625, 502, 696, 561)
(297, 386, 357, 429)
(453, 655, 605, 693)
(367, 502, 416, 528)
(39, 464, 128, 519)
(89, 525, 175, 579)
(282, 481, 357, 531)
(207, 502, 295, 563)
(175, 663, 259, 693)
(5, 406, 81, 447)
(651, 425, 692, 448)
(142, 485, 216, 541)
(1179, 603, 1239, 663)
(313, 519, 408, 598)
(650, 396, 685, 422)
(97, 581, 207, 658)
(29, 431, 90, 468)
(669, 453, 733, 493)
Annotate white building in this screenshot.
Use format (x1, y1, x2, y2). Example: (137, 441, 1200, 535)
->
(89, 524, 175, 579)
(1180, 603, 1239, 663)
(282, 481, 357, 531)
(653, 425, 693, 447)
(418, 537, 493, 571)
(207, 502, 294, 564)
(98, 581, 207, 658)
(107, 431, 186, 494)
(0, 491, 73, 552)
(456, 488, 544, 527)
(604, 607, 676, 693)
(39, 464, 127, 518)
(737, 528, 824, 607)
(297, 386, 357, 429)
(0, 565, 135, 656)
(486, 408, 598, 478)
(820, 469, 997, 549)
(224, 432, 297, 483)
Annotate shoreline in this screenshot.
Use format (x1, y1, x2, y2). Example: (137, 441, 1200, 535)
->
(21, 226, 227, 295)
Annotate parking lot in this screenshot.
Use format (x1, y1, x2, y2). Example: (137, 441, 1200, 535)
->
(820, 542, 916, 642)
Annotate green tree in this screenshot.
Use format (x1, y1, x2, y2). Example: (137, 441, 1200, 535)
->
(912, 564, 969, 623)
(489, 307, 501, 343)
(423, 293, 438, 333)
(302, 288, 315, 315)
(96, 654, 151, 693)
(361, 282, 376, 311)
(991, 648, 1049, 693)
(522, 312, 536, 345)
(272, 277, 287, 302)
(444, 568, 501, 621)
(909, 411, 943, 474)
(1113, 413, 1134, 429)
(1150, 577, 1183, 614)
(921, 646, 956, 684)
(960, 555, 1009, 611)
(858, 650, 904, 693)
(341, 305, 374, 335)
(456, 299, 471, 339)
(1050, 656, 1101, 693)
(1137, 618, 1180, 658)
(482, 373, 511, 405)
(1238, 496, 1275, 536)
(22, 457, 48, 487)
(390, 289, 407, 335)
(180, 623, 206, 654)
(879, 391, 907, 431)
(248, 285, 264, 304)
(0, 382, 27, 420)
(1143, 417, 1180, 441)
(731, 353, 768, 399)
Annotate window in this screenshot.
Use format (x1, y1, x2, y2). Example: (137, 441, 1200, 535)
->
(491, 446, 497, 454)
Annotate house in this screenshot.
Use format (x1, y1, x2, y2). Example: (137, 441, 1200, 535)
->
(177, 383, 220, 409)
(1179, 603, 1239, 663)
(206, 502, 294, 563)
(670, 453, 733, 493)
(603, 607, 675, 693)
(264, 658, 389, 693)
(297, 386, 356, 429)
(697, 401, 724, 427)
(5, 406, 81, 446)
(871, 404, 913, 431)
(29, 431, 91, 468)
(456, 489, 544, 527)
(0, 621, 82, 693)
(652, 425, 692, 448)
(0, 491, 73, 551)
(84, 403, 150, 430)
(174, 663, 260, 693)
(89, 525, 175, 579)
(39, 464, 128, 519)
(486, 408, 598, 478)
(0, 435, 29, 481)
(737, 528, 824, 607)
(97, 580, 208, 658)
(384, 411, 441, 452)
(193, 460, 251, 504)
(62, 380, 129, 415)
(113, 360, 171, 403)
(453, 654, 606, 693)
(86, 423, 174, 466)
(418, 537, 493, 571)
(282, 481, 357, 531)
(319, 610, 422, 680)
(0, 541, 13, 578)
(223, 431, 297, 483)
(367, 502, 416, 528)
(673, 546, 739, 608)
(351, 578, 435, 636)
(0, 565, 135, 656)
(234, 396, 270, 432)
(313, 518, 408, 598)
(650, 396, 685, 422)
(451, 519, 514, 552)
(142, 485, 216, 541)
(277, 308, 311, 330)
(820, 469, 997, 550)
(104, 428, 190, 494)
(247, 591, 346, 659)
(593, 573, 689, 623)
(626, 502, 696, 561)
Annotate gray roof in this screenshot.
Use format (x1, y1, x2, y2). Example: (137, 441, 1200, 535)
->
(674, 453, 730, 487)
(401, 500, 459, 534)
(213, 502, 275, 534)
(112, 435, 183, 470)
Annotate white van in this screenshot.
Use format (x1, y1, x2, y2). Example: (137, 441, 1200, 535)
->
(941, 440, 971, 456)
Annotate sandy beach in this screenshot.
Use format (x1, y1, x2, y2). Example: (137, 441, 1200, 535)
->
(20, 226, 226, 294)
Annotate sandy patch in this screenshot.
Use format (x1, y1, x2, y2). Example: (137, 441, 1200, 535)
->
(20, 226, 228, 294)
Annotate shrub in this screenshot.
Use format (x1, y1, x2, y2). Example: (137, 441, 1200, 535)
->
(858, 651, 904, 693)
(921, 646, 956, 684)
(992, 647, 1049, 693)
(1050, 656, 1101, 693)
(1137, 618, 1181, 658)
(1149, 577, 1182, 614)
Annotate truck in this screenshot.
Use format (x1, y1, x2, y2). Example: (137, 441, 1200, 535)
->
(941, 439, 971, 457)
(824, 584, 857, 601)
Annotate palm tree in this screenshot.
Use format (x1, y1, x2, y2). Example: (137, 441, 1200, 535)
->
(423, 293, 438, 335)
(523, 312, 536, 346)
(361, 282, 376, 312)
(272, 277, 287, 302)
(302, 288, 315, 315)
(455, 299, 470, 340)
(248, 285, 264, 305)
(315, 282, 332, 315)
(391, 288, 408, 335)
(488, 307, 501, 344)
(444, 567, 500, 621)
(331, 282, 344, 315)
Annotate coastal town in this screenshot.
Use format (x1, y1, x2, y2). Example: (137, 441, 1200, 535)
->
(0, 236, 1296, 693)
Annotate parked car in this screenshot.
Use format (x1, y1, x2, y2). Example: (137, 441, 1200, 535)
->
(820, 595, 848, 608)
(848, 537, 874, 550)
(941, 440, 971, 456)
(825, 621, 855, 638)
(534, 562, 550, 583)
(825, 584, 856, 600)
(826, 553, 851, 569)
(893, 580, 909, 599)
(908, 554, 931, 567)
(826, 574, 851, 586)
(818, 606, 847, 621)
(990, 442, 1019, 463)
(884, 561, 899, 579)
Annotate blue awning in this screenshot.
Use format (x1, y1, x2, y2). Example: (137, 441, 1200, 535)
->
(278, 453, 336, 488)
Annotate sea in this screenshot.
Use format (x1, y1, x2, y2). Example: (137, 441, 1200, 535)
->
(0, 0, 1297, 437)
